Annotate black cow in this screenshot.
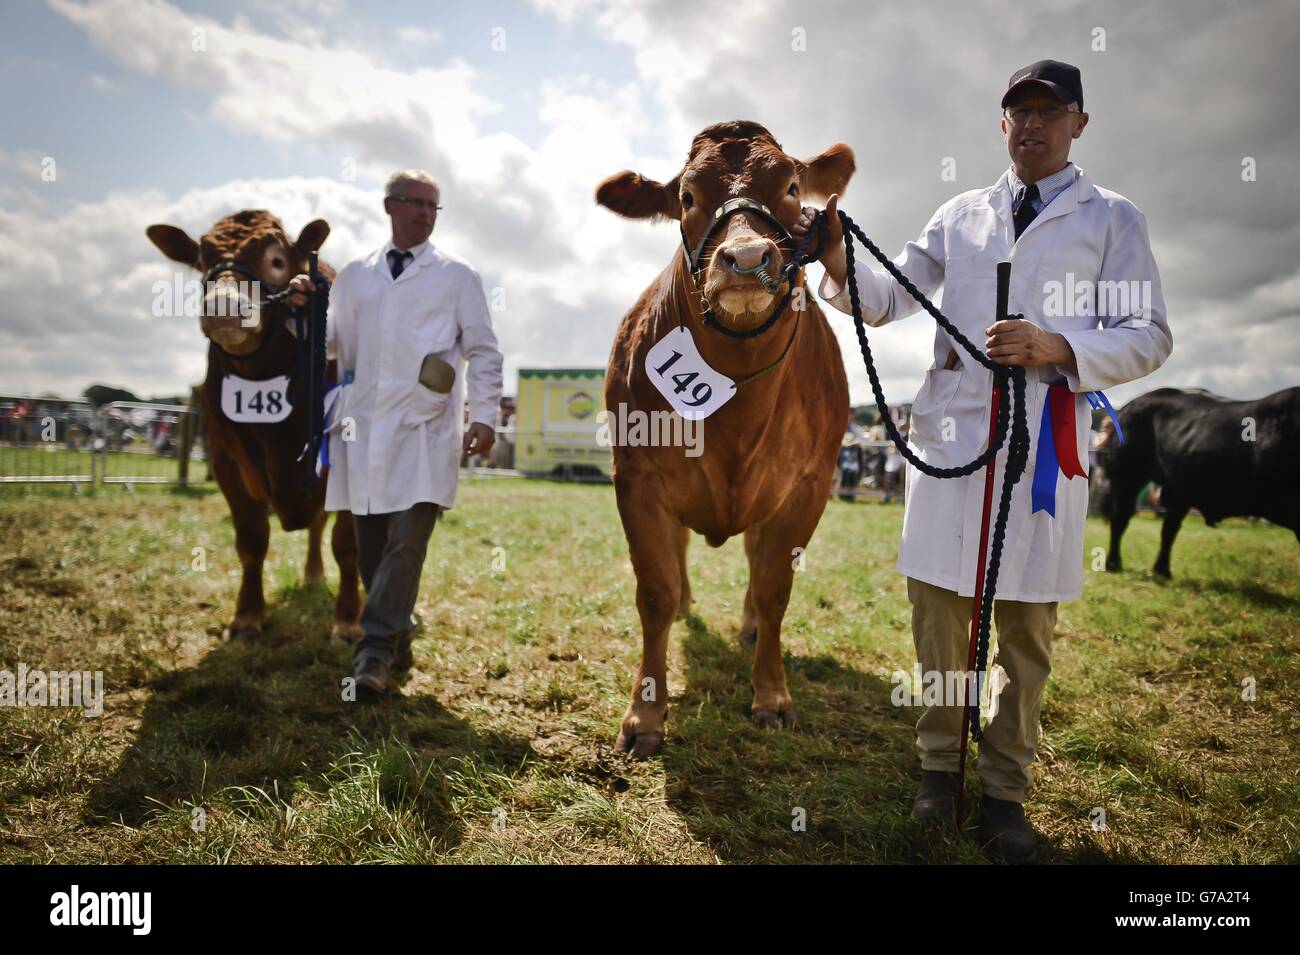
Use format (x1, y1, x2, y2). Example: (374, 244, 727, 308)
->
(1093, 387, 1300, 577)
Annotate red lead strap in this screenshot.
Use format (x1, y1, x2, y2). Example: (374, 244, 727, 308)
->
(955, 378, 1002, 832)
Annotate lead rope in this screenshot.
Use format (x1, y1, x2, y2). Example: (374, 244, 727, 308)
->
(809, 210, 1031, 751)
(294, 250, 329, 494)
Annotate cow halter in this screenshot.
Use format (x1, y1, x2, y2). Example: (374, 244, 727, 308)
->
(678, 196, 825, 341)
(200, 259, 302, 360)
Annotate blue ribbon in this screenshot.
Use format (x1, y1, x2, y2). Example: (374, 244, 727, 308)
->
(1085, 390, 1125, 445)
(1031, 397, 1059, 517)
(316, 370, 352, 474)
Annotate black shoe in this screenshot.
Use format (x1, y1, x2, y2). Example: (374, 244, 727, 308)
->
(977, 795, 1040, 863)
(910, 770, 962, 827)
(353, 656, 392, 703)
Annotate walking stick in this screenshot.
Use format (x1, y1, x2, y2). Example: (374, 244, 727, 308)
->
(954, 260, 1012, 832)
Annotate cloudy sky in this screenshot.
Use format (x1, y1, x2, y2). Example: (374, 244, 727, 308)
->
(2, 0, 1296, 407)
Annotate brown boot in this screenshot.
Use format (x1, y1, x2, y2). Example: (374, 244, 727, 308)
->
(353, 656, 393, 703)
(910, 770, 961, 827)
(976, 795, 1040, 863)
(393, 632, 414, 673)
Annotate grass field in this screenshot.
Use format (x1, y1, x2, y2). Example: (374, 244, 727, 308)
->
(0, 444, 190, 484)
(1, 478, 1296, 864)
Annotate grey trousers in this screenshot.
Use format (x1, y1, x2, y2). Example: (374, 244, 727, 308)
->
(352, 502, 441, 665)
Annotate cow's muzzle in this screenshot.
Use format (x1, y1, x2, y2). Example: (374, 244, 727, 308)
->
(722, 247, 782, 294)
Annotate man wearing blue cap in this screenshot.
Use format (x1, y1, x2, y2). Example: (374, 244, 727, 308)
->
(796, 59, 1172, 862)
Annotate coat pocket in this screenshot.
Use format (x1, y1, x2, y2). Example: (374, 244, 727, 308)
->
(909, 367, 994, 470)
(402, 382, 451, 429)
(908, 368, 961, 448)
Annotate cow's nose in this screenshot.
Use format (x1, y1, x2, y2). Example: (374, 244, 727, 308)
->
(204, 286, 256, 327)
(720, 242, 772, 274)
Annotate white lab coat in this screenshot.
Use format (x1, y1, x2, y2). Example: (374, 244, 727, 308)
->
(820, 166, 1172, 601)
(323, 240, 503, 515)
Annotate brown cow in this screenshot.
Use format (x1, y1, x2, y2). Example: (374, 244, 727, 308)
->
(147, 210, 362, 642)
(596, 121, 855, 758)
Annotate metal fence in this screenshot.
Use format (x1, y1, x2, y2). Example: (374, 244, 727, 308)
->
(0, 394, 203, 489)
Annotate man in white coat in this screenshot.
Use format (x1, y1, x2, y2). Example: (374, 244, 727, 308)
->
(796, 60, 1172, 861)
(290, 170, 503, 700)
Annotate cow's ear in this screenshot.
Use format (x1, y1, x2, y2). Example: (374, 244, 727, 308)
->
(595, 170, 682, 221)
(146, 224, 200, 267)
(295, 218, 330, 255)
(799, 143, 855, 202)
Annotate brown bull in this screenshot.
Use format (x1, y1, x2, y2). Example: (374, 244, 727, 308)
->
(596, 121, 855, 758)
(147, 210, 361, 642)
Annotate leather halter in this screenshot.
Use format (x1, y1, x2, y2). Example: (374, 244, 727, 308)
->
(200, 260, 299, 361)
(678, 197, 822, 340)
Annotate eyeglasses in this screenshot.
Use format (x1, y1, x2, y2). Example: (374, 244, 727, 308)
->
(389, 196, 443, 211)
(1003, 104, 1081, 124)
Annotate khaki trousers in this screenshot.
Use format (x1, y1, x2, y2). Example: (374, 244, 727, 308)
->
(906, 577, 1057, 803)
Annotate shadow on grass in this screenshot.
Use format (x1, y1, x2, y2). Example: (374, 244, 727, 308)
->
(83, 580, 530, 857)
(1173, 574, 1297, 611)
(656, 611, 1104, 865)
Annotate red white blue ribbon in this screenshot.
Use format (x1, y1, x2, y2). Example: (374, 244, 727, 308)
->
(1031, 385, 1125, 516)
(1031, 382, 1087, 516)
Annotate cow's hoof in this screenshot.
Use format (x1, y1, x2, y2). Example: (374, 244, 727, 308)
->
(1105, 560, 1121, 573)
(616, 730, 665, 760)
(1153, 565, 1172, 579)
(222, 623, 262, 641)
(752, 706, 797, 730)
(303, 570, 327, 587)
(330, 622, 364, 645)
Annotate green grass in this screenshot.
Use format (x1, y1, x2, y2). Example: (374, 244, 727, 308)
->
(0, 478, 1296, 863)
(0, 444, 189, 483)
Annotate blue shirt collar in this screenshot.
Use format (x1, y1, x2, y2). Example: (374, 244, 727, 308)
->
(1008, 162, 1076, 211)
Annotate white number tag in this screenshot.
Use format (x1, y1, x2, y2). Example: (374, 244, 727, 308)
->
(644, 326, 736, 421)
(221, 374, 293, 423)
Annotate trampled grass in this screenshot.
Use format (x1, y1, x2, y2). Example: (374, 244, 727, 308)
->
(0, 478, 1296, 863)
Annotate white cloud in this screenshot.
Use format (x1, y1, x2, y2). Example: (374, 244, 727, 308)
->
(18, 0, 1300, 411)
(396, 26, 442, 47)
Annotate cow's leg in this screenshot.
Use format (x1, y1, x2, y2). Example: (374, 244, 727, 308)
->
(738, 526, 759, 644)
(676, 525, 692, 618)
(1105, 487, 1138, 573)
(211, 451, 269, 640)
(304, 509, 327, 585)
(746, 477, 829, 730)
(330, 510, 363, 643)
(1153, 496, 1189, 579)
(614, 476, 681, 760)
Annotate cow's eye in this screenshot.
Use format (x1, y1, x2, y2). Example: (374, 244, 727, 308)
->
(787, 182, 799, 197)
(271, 256, 286, 270)
(681, 191, 694, 210)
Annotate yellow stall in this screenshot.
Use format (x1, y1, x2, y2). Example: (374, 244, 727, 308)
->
(514, 368, 611, 479)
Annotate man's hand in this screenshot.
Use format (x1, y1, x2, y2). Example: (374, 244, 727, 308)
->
(985, 318, 1076, 369)
(463, 422, 495, 458)
(286, 273, 315, 309)
(792, 193, 847, 289)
